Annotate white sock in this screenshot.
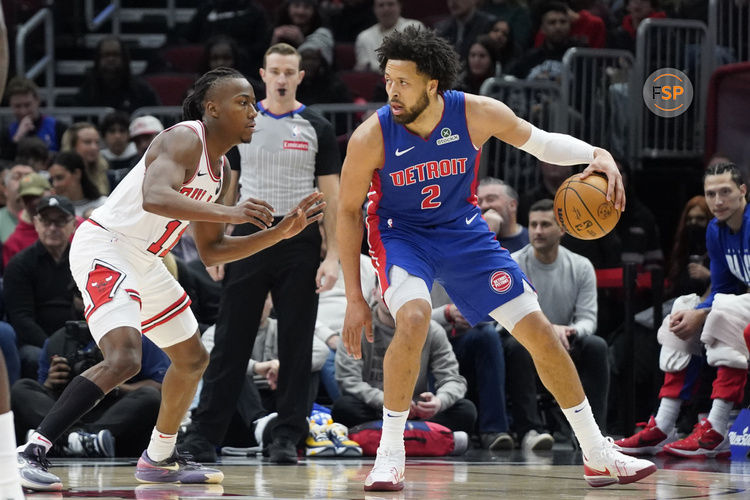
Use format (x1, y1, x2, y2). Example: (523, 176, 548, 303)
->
(562, 398, 604, 455)
(24, 431, 54, 453)
(146, 428, 177, 462)
(380, 407, 408, 452)
(654, 397, 681, 433)
(707, 398, 733, 434)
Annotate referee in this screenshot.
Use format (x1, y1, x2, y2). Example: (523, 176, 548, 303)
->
(182, 43, 340, 464)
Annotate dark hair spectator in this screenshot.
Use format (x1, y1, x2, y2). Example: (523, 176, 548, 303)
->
(100, 111, 138, 172)
(15, 137, 49, 171)
(456, 35, 503, 94)
(182, 0, 270, 76)
(72, 37, 160, 113)
(48, 152, 106, 218)
(487, 19, 522, 71)
(665, 196, 712, 298)
(273, 0, 334, 66)
(480, 0, 533, 49)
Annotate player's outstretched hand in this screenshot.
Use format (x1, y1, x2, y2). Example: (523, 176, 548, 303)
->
(342, 296, 373, 360)
(580, 149, 626, 212)
(274, 191, 325, 239)
(231, 197, 275, 228)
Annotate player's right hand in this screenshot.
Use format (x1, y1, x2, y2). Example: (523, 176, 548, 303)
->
(230, 197, 275, 228)
(342, 296, 373, 360)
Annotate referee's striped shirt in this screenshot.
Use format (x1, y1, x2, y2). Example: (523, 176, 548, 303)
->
(230, 102, 340, 214)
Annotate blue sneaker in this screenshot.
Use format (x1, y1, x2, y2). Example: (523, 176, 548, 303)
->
(135, 451, 223, 484)
(17, 444, 63, 491)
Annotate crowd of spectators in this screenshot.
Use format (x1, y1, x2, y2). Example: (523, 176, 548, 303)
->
(0, 0, 747, 459)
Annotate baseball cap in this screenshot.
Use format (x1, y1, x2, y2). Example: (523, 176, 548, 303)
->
(129, 115, 164, 138)
(18, 172, 51, 197)
(37, 195, 75, 218)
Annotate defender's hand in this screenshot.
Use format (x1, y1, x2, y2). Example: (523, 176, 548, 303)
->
(229, 198, 275, 228)
(273, 192, 325, 239)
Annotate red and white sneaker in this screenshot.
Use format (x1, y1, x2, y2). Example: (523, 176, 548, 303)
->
(614, 416, 677, 455)
(663, 419, 730, 458)
(583, 437, 658, 487)
(363, 448, 405, 492)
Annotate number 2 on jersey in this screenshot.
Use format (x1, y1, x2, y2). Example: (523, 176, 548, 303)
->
(421, 185, 441, 209)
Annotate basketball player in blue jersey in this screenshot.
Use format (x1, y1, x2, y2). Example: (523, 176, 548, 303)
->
(15, 67, 325, 491)
(338, 26, 656, 491)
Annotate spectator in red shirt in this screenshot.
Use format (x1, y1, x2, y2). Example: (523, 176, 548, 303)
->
(533, 1, 606, 49)
(609, 0, 667, 52)
(2, 173, 51, 269)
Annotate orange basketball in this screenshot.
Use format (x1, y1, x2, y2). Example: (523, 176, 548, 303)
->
(553, 173, 620, 240)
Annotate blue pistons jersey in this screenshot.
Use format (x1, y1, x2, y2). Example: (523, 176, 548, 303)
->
(366, 90, 533, 326)
(370, 90, 480, 225)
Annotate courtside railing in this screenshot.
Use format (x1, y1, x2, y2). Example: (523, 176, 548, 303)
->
(559, 48, 636, 161)
(634, 18, 711, 162)
(479, 77, 562, 190)
(709, 0, 750, 64)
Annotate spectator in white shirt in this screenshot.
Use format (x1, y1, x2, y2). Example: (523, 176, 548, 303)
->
(354, 0, 424, 72)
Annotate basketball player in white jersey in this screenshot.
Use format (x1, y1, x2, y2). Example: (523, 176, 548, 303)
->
(0, 5, 26, 499)
(16, 67, 325, 491)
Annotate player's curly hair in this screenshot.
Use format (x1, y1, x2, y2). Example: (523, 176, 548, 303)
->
(182, 67, 245, 121)
(376, 26, 461, 92)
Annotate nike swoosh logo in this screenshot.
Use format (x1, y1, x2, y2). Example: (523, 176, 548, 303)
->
(395, 146, 415, 157)
(575, 407, 584, 413)
(386, 413, 400, 417)
(197, 171, 208, 177)
(465, 213, 478, 224)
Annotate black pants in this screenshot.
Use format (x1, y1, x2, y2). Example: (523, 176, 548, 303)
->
(504, 334, 610, 435)
(331, 394, 477, 434)
(191, 221, 321, 445)
(11, 378, 161, 457)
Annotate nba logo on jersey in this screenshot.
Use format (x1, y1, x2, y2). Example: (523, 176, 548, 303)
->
(489, 270, 513, 294)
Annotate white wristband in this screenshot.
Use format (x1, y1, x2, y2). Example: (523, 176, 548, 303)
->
(518, 125, 596, 166)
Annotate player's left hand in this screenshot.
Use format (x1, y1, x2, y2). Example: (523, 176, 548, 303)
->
(579, 149, 626, 212)
(316, 256, 339, 293)
(274, 192, 325, 239)
(415, 392, 442, 419)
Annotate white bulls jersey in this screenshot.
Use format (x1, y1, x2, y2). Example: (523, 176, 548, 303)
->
(89, 120, 224, 257)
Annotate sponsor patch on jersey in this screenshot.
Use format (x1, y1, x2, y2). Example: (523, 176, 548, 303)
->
(284, 140, 309, 151)
(489, 270, 513, 294)
(436, 127, 459, 146)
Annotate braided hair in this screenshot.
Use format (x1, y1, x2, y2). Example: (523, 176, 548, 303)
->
(182, 67, 245, 121)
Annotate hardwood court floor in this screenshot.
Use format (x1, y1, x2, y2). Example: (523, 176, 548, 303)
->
(26, 450, 750, 500)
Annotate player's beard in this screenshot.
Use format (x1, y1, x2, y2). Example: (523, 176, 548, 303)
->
(392, 90, 430, 125)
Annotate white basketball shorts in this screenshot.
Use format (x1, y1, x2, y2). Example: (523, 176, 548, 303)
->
(69, 220, 198, 348)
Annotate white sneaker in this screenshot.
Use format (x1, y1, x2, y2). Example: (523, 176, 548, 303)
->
(583, 437, 657, 487)
(364, 447, 405, 492)
(521, 430, 554, 451)
(451, 431, 468, 456)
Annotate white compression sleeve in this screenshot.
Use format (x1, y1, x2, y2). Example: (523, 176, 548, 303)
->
(518, 125, 596, 165)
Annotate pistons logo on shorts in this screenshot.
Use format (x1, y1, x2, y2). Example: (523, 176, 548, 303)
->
(489, 270, 513, 294)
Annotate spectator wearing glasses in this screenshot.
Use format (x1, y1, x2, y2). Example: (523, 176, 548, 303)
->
(3, 195, 79, 380)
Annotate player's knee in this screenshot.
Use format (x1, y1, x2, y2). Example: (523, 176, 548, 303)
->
(396, 304, 431, 333)
(174, 344, 210, 375)
(105, 348, 142, 380)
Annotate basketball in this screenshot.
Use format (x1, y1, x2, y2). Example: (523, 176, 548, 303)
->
(553, 173, 620, 240)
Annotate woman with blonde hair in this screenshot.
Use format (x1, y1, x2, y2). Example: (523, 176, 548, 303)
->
(61, 122, 110, 195)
